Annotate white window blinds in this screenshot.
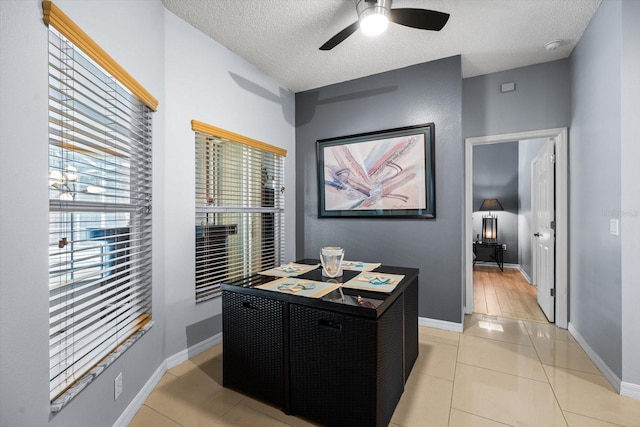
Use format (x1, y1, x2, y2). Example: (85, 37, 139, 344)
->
(193, 121, 286, 302)
(45, 1, 156, 408)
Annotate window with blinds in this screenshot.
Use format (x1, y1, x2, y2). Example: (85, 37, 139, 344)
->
(194, 123, 285, 302)
(44, 1, 157, 409)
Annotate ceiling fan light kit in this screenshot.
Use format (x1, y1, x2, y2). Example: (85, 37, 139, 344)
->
(357, 0, 391, 37)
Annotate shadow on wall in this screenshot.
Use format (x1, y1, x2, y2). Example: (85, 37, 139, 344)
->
(229, 72, 295, 127)
(295, 85, 398, 126)
(186, 314, 222, 357)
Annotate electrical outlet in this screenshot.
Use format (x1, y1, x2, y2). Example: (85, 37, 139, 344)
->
(502, 243, 507, 251)
(610, 218, 619, 236)
(114, 372, 123, 400)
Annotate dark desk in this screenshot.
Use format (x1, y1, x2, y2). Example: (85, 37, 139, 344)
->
(473, 241, 504, 271)
(221, 260, 419, 427)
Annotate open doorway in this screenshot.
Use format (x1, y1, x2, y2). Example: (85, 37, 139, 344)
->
(472, 137, 549, 323)
(464, 128, 568, 329)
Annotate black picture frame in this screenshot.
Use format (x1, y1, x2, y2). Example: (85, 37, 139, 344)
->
(317, 123, 436, 219)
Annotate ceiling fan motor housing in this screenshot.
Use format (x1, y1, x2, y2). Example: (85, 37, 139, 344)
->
(356, 0, 392, 21)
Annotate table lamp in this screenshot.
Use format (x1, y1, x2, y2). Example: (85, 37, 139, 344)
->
(479, 198, 503, 243)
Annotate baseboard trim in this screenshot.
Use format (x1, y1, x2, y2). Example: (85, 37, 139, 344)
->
(621, 382, 640, 400)
(517, 266, 532, 284)
(568, 322, 621, 394)
(165, 348, 188, 371)
(113, 360, 166, 427)
(166, 333, 222, 370)
(189, 332, 222, 357)
(419, 316, 463, 333)
(113, 333, 222, 427)
(474, 262, 520, 270)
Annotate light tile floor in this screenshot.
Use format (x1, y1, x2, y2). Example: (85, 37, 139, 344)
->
(130, 314, 640, 426)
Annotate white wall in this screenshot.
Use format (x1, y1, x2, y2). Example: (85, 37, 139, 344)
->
(1, 1, 166, 426)
(569, 0, 640, 394)
(620, 0, 640, 390)
(570, 0, 623, 380)
(162, 9, 296, 357)
(0, 1, 52, 425)
(0, 1, 296, 425)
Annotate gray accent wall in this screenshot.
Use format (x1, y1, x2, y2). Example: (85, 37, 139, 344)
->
(518, 138, 546, 281)
(296, 56, 463, 323)
(463, 59, 570, 138)
(473, 142, 519, 264)
(570, 0, 623, 379)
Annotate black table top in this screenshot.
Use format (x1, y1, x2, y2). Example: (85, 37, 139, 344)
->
(474, 241, 503, 246)
(221, 259, 418, 318)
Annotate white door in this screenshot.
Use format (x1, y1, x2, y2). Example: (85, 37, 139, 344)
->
(532, 139, 555, 322)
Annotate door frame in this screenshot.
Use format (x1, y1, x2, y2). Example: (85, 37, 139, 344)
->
(464, 128, 568, 329)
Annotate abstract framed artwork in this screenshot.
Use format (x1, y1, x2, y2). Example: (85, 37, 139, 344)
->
(317, 123, 435, 219)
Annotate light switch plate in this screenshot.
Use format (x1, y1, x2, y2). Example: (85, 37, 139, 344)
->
(610, 218, 619, 236)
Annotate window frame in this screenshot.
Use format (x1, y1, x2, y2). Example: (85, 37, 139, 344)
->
(43, 0, 157, 412)
(192, 120, 286, 302)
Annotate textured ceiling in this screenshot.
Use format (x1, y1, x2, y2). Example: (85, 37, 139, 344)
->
(162, 0, 601, 93)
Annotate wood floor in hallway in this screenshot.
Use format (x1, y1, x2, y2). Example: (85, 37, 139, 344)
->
(473, 266, 549, 323)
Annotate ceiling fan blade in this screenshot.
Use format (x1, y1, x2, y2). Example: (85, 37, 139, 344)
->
(320, 21, 360, 50)
(389, 8, 450, 31)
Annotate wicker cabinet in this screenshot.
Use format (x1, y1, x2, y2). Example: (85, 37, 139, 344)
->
(289, 296, 404, 426)
(222, 291, 285, 407)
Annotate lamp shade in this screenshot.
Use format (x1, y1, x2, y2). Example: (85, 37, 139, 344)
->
(479, 198, 504, 212)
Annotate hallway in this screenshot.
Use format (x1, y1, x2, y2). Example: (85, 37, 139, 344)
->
(473, 266, 548, 323)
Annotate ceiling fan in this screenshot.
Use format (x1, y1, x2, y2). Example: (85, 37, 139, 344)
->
(320, 0, 450, 51)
